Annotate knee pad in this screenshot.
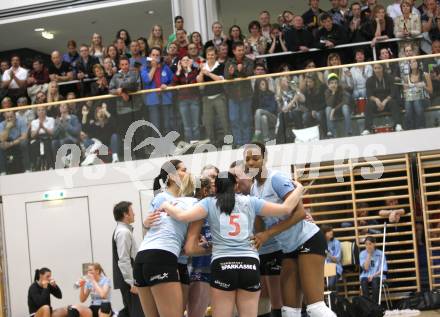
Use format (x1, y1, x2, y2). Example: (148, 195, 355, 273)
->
(100, 302, 112, 314)
(281, 306, 302, 317)
(67, 306, 80, 317)
(306, 301, 336, 317)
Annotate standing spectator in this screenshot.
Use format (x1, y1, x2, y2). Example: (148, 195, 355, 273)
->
(302, 75, 327, 136)
(360, 236, 388, 304)
(421, 0, 438, 34)
(164, 42, 180, 73)
(115, 38, 130, 58)
(27, 58, 50, 103)
(2, 55, 28, 103)
(116, 29, 131, 47)
(137, 37, 149, 57)
(226, 25, 245, 58)
(0, 60, 9, 76)
(190, 32, 205, 56)
(425, 39, 440, 104)
(103, 57, 117, 81)
(284, 15, 314, 69)
(175, 29, 190, 59)
(140, 47, 174, 135)
(281, 10, 295, 30)
(217, 43, 229, 64)
(168, 16, 185, 46)
(325, 73, 353, 138)
(52, 102, 81, 160)
(30, 107, 55, 168)
(402, 59, 432, 129)
(0, 110, 29, 174)
(317, 13, 348, 50)
(106, 45, 119, 72)
(77, 44, 100, 96)
(362, 63, 403, 135)
(246, 21, 267, 57)
(224, 42, 254, 145)
(90, 33, 106, 64)
(266, 24, 288, 73)
(328, 0, 346, 26)
(188, 43, 205, 68)
(48, 50, 74, 96)
(63, 40, 80, 73)
(204, 22, 226, 53)
(349, 2, 367, 43)
(173, 56, 200, 142)
(259, 11, 272, 42)
(321, 225, 342, 291)
(302, 0, 324, 34)
(387, 0, 420, 19)
(350, 49, 373, 100)
(252, 78, 277, 142)
(112, 201, 143, 317)
(129, 41, 147, 70)
(91, 64, 110, 97)
(148, 25, 166, 51)
(196, 47, 229, 146)
(394, 0, 422, 56)
(360, 4, 395, 49)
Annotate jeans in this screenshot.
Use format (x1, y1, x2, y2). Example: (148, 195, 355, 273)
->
(303, 110, 326, 137)
(0, 140, 30, 173)
(178, 99, 200, 141)
(228, 98, 252, 145)
(364, 98, 402, 131)
(361, 277, 381, 304)
(254, 109, 277, 141)
(147, 104, 173, 136)
(325, 105, 352, 137)
(202, 94, 230, 146)
(404, 99, 426, 130)
(327, 275, 339, 291)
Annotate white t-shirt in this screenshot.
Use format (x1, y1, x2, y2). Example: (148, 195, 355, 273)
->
(31, 117, 55, 135)
(2, 67, 28, 89)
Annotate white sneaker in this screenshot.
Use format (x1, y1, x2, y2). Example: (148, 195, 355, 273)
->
(112, 153, 119, 163)
(395, 124, 403, 132)
(361, 130, 370, 135)
(0, 172, 5, 176)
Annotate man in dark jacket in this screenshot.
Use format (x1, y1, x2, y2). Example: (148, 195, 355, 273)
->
(284, 15, 315, 68)
(317, 13, 348, 49)
(76, 44, 100, 96)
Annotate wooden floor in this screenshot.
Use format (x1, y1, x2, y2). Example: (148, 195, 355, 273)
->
(420, 311, 440, 316)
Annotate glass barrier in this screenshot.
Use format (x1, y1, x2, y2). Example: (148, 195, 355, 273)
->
(0, 53, 439, 174)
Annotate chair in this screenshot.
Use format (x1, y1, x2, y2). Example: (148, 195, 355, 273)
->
(324, 263, 337, 310)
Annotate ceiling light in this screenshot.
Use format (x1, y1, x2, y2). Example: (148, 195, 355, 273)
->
(42, 31, 54, 40)
(34, 28, 45, 32)
(147, 10, 154, 14)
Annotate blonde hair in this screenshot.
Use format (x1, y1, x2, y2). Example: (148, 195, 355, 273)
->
(148, 25, 166, 51)
(47, 81, 60, 103)
(89, 263, 106, 276)
(179, 173, 196, 197)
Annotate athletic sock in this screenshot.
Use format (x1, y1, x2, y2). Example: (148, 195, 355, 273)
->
(271, 308, 282, 317)
(281, 306, 302, 317)
(306, 301, 336, 317)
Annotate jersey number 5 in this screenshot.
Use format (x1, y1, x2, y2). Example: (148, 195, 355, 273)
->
(228, 215, 240, 236)
(220, 213, 248, 239)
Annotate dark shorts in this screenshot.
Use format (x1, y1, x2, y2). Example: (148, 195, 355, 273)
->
(134, 249, 180, 287)
(178, 263, 190, 285)
(90, 304, 113, 317)
(283, 231, 327, 259)
(259, 250, 283, 276)
(210, 257, 261, 292)
(190, 271, 211, 283)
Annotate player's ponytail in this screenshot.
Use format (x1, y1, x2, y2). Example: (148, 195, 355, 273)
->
(215, 172, 236, 215)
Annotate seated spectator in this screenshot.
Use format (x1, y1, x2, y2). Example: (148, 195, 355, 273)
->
(246, 20, 267, 58)
(91, 64, 110, 97)
(30, 106, 55, 169)
(168, 16, 185, 47)
(48, 50, 74, 96)
(72, 263, 113, 317)
(190, 31, 205, 56)
(204, 22, 226, 53)
(425, 39, 440, 104)
(387, 0, 420, 19)
(90, 32, 106, 64)
(378, 47, 399, 78)
(252, 78, 278, 142)
(62, 40, 80, 73)
(394, 0, 421, 57)
(128, 40, 147, 71)
(196, 46, 229, 147)
(362, 63, 403, 135)
(164, 42, 179, 73)
(137, 37, 149, 57)
(378, 192, 406, 224)
(325, 73, 353, 138)
(421, 0, 438, 36)
(266, 24, 288, 72)
(359, 236, 388, 304)
(224, 42, 254, 145)
(116, 29, 131, 47)
(15, 97, 35, 126)
(328, 0, 347, 26)
(173, 56, 200, 142)
(360, 4, 395, 49)
(174, 29, 190, 59)
(259, 11, 272, 42)
(52, 102, 81, 161)
(302, 0, 324, 34)
(1, 55, 28, 104)
(252, 63, 275, 91)
(0, 60, 9, 76)
(34, 90, 47, 105)
(226, 25, 245, 58)
(324, 53, 353, 94)
(0, 110, 29, 174)
(115, 37, 130, 58)
(105, 45, 119, 72)
(47, 81, 62, 118)
(148, 25, 167, 52)
(27, 268, 64, 317)
(317, 12, 348, 51)
(299, 60, 325, 90)
(402, 59, 432, 129)
(26, 58, 50, 103)
(65, 92, 82, 117)
(350, 49, 373, 99)
(302, 74, 327, 136)
(322, 225, 343, 291)
(349, 2, 368, 43)
(77, 44, 100, 96)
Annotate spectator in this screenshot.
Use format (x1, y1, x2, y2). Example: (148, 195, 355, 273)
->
(421, 0, 438, 34)
(226, 25, 245, 57)
(379, 193, 406, 223)
(349, 2, 367, 42)
(52, 102, 81, 160)
(299, 60, 325, 90)
(328, 0, 346, 26)
(218, 43, 229, 64)
(0, 60, 9, 76)
(15, 97, 35, 126)
(425, 39, 440, 104)
(317, 12, 348, 50)
(362, 63, 403, 135)
(128, 40, 147, 70)
(350, 49, 373, 99)
(266, 24, 288, 72)
(302, 0, 324, 33)
(246, 20, 267, 57)
(0, 110, 29, 174)
(30, 106, 55, 169)
(252, 78, 277, 142)
(47, 81, 62, 118)
(62, 40, 80, 73)
(116, 29, 131, 47)
(252, 63, 275, 91)
(103, 57, 116, 81)
(224, 42, 254, 145)
(402, 59, 432, 129)
(90, 64, 110, 97)
(324, 53, 353, 93)
(359, 236, 388, 304)
(26, 58, 50, 103)
(188, 43, 205, 69)
(109, 57, 143, 158)
(394, 0, 422, 57)
(105, 45, 119, 72)
(259, 11, 272, 42)
(174, 29, 190, 58)
(321, 225, 342, 291)
(164, 42, 180, 73)
(302, 74, 327, 136)
(387, 0, 420, 19)
(115, 38, 130, 58)
(77, 44, 100, 96)
(361, 0, 378, 18)
(148, 25, 166, 51)
(48, 50, 74, 96)
(140, 47, 173, 134)
(34, 90, 47, 105)
(196, 46, 229, 147)
(360, 4, 395, 49)
(190, 31, 205, 56)
(2, 55, 28, 103)
(281, 10, 295, 30)
(173, 56, 200, 142)
(168, 16, 185, 46)
(90, 33, 106, 64)
(137, 37, 149, 57)
(0, 97, 12, 122)
(325, 73, 353, 138)
(284, 15, 314, 53)
(66, 91, 83, 117)
(204, 22, 226, 53)
(379, 47, 399, 78)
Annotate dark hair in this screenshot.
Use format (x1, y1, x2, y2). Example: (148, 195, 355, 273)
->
(174, 15, 184, 23)
(248, 20, 261, 32)
(271, 23, 282, 32)
(195, 177, 211, 199)
(215, 172, 236, 215)
(33, 58, 43, 65)
(67, 40, 77, 48)
(34, 267, 51, 281)
(244, 142, 267, 158)
(10, 54, 20, 61)
(153, 160, 183, 192)
(119, 56, 130, 64)
(365, 236, 376, 244)
(80, 43, 89, 49)
(116, 29, 131, 46)
(260, 10, 270, 16)
(319, 12, 332, 23)
(232, 41, 245, 51)
(321, 224, 333, 234)
(113, 201, 132, 221)
(229, 25, 244, 41)
(149, 46, 162, 56)
(230, 160, 244, 170)
(351, 2, 361, 9)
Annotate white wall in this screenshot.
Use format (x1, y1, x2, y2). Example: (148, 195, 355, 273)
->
(0, 0, 54, 11)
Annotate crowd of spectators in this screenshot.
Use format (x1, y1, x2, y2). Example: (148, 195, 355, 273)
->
(1, 0, 440, 174)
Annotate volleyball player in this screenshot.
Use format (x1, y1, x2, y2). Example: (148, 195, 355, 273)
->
(244, 142, 336, 317)
(160, 171, 304, 317)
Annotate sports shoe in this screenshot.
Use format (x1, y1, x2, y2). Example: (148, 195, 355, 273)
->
(395, 124, 403, 132)
(361, 130, 370, 136)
